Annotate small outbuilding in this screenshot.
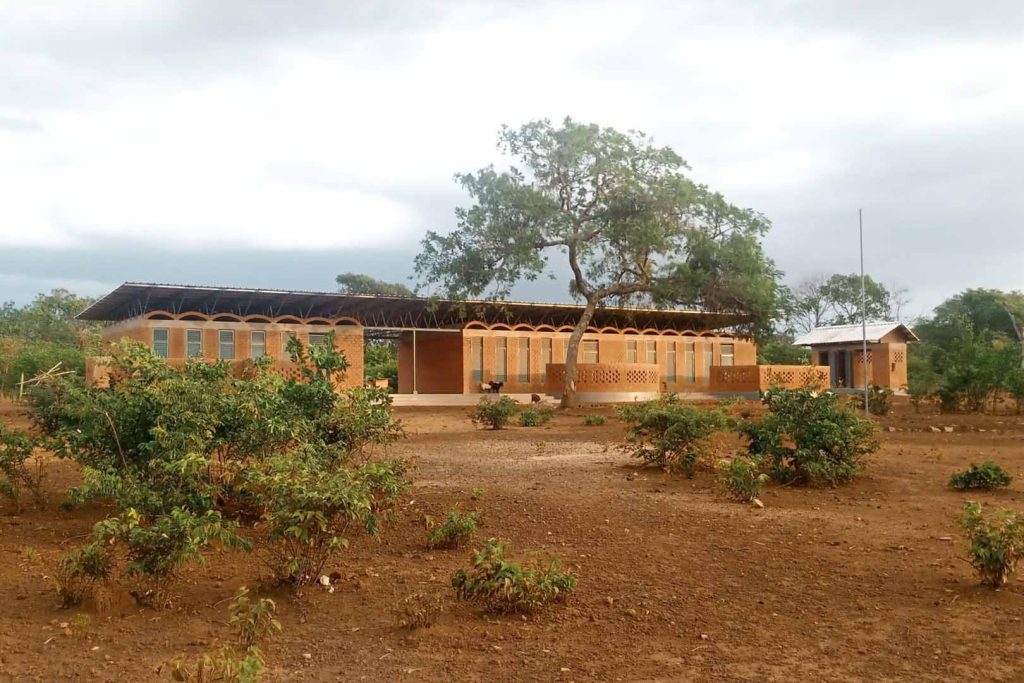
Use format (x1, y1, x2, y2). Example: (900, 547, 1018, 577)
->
(793, 322, 917, 391)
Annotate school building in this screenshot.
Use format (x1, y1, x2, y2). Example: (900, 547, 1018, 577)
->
(77, 282, 828, 402)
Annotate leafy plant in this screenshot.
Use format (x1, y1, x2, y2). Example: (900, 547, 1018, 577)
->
(451, 538, 576, 613)
(867, 385, 894, 416)
(619, 400, 731, 476)
(583, 415, 606, 426)
(518, 405, 554, 427)
(470, 487, 485, 501)
(61, 507, 249, 608)
(54, 542, 115, 607)
(229, 587, 281, 650)
(427, 509, 477, 550)
(172, 586, 281, 682)
(25, 336, 411, 600)
(743, 388, 877, 486)
(244, 455, 408, 587)
(718, 456, 768, 503)
(960, 502, 1024, 587)
(950, 462, 1013, 491)
(174, 645, 265, 683)
(0, 423, 45, 511)
(472, 396, 519, 430)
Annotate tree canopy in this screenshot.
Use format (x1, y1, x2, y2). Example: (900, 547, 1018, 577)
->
(790, 273, 906, 333)
(909, 288, 1024, 411)
(336, 273, 414, 297)
(415, 117, 782, 406)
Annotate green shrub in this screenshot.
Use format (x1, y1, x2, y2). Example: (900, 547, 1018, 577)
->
(472, 396, 519, 430)
(518, 405, 554, 427)
(172, 586, 280, 682)
(583, 415, 606, 426)
(243, 455, 408, 586)
(718, 456, 768, 503)
(960, 502, 1024, 587)
(427, 509, 477, 549)
(229, 587, 282, 650)
(451, 539, 575, 613)
(24, 337, 411, 599)
(0, 423, 45, 511)
(54, 542, 115, 607)
(61, 507, 250, 608)
(867, 385, 894, 416)
(619, 401, 731, 476)
(743, 388, 877, 486)
(950, 462, 1012, 491)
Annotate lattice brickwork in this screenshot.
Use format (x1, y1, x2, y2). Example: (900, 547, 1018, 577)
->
(544, 363, 660, 393)
(626, 368, 659, 384)
(893, 351, 905, 364)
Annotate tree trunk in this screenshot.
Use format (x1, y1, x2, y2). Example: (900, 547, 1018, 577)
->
(560, 299, 598, 409)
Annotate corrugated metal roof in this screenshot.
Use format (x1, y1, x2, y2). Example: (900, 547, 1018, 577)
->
(793, 322, 918, 346)
(75, 282, 754, 332)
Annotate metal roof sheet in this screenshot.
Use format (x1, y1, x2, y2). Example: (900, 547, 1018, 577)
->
(76, 282, 754, 332)
(793, 321, 918, 346)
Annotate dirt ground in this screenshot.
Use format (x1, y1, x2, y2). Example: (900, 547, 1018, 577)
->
(2, 398, 1024, 682)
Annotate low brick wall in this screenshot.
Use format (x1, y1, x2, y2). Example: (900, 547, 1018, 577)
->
(545, 363, 660, 394)
(709, 365, 830, 393)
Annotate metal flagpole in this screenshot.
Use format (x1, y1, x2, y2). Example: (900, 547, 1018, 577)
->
(859, 209, 870, 414)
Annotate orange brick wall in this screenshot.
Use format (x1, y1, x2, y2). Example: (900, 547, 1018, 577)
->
(98, 317, 364, 389)
(396, 329, 757, 394)
(810, 341, 909, 391)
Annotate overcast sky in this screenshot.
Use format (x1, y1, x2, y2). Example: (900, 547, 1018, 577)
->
(2, 0, 1022, 319)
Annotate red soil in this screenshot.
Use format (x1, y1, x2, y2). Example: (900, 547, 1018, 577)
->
(2, 399, 1024, 682)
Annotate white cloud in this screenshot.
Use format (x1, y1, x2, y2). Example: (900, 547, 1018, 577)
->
(0, 0, 1022, 313)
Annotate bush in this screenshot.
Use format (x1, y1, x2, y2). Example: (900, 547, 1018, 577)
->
(25, 337, 411, 599)
(451, 538, 575, 613)
(960, 502, 1024, 587)
(950, 462, 1012, 491)
(743, 388, 877, 486)
(518, 405, 554, 427)
(867, 385, 893, 416)
(0, 338, 85, 395)
(54, 542, 115, 608)
(718, 456, 768, 503)
(244, 455, 408, 586)
(583, 415, 606, 426)
(427, 509, 477, 549)
(619, 400, 731, 476)
(0, 423, 45, 511)
(472, 396, 519, 430)
(60, 507, 249, 608)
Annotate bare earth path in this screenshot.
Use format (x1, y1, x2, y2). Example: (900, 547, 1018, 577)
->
(2, 400, 1024, 682)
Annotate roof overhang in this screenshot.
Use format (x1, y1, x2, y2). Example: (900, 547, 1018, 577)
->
(76, 282, 754, 332)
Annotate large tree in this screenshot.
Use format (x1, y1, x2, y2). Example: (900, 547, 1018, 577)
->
(335, 272, 414, 297)
(415, 118, 781, 407)
(790, 273, 906, 333)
